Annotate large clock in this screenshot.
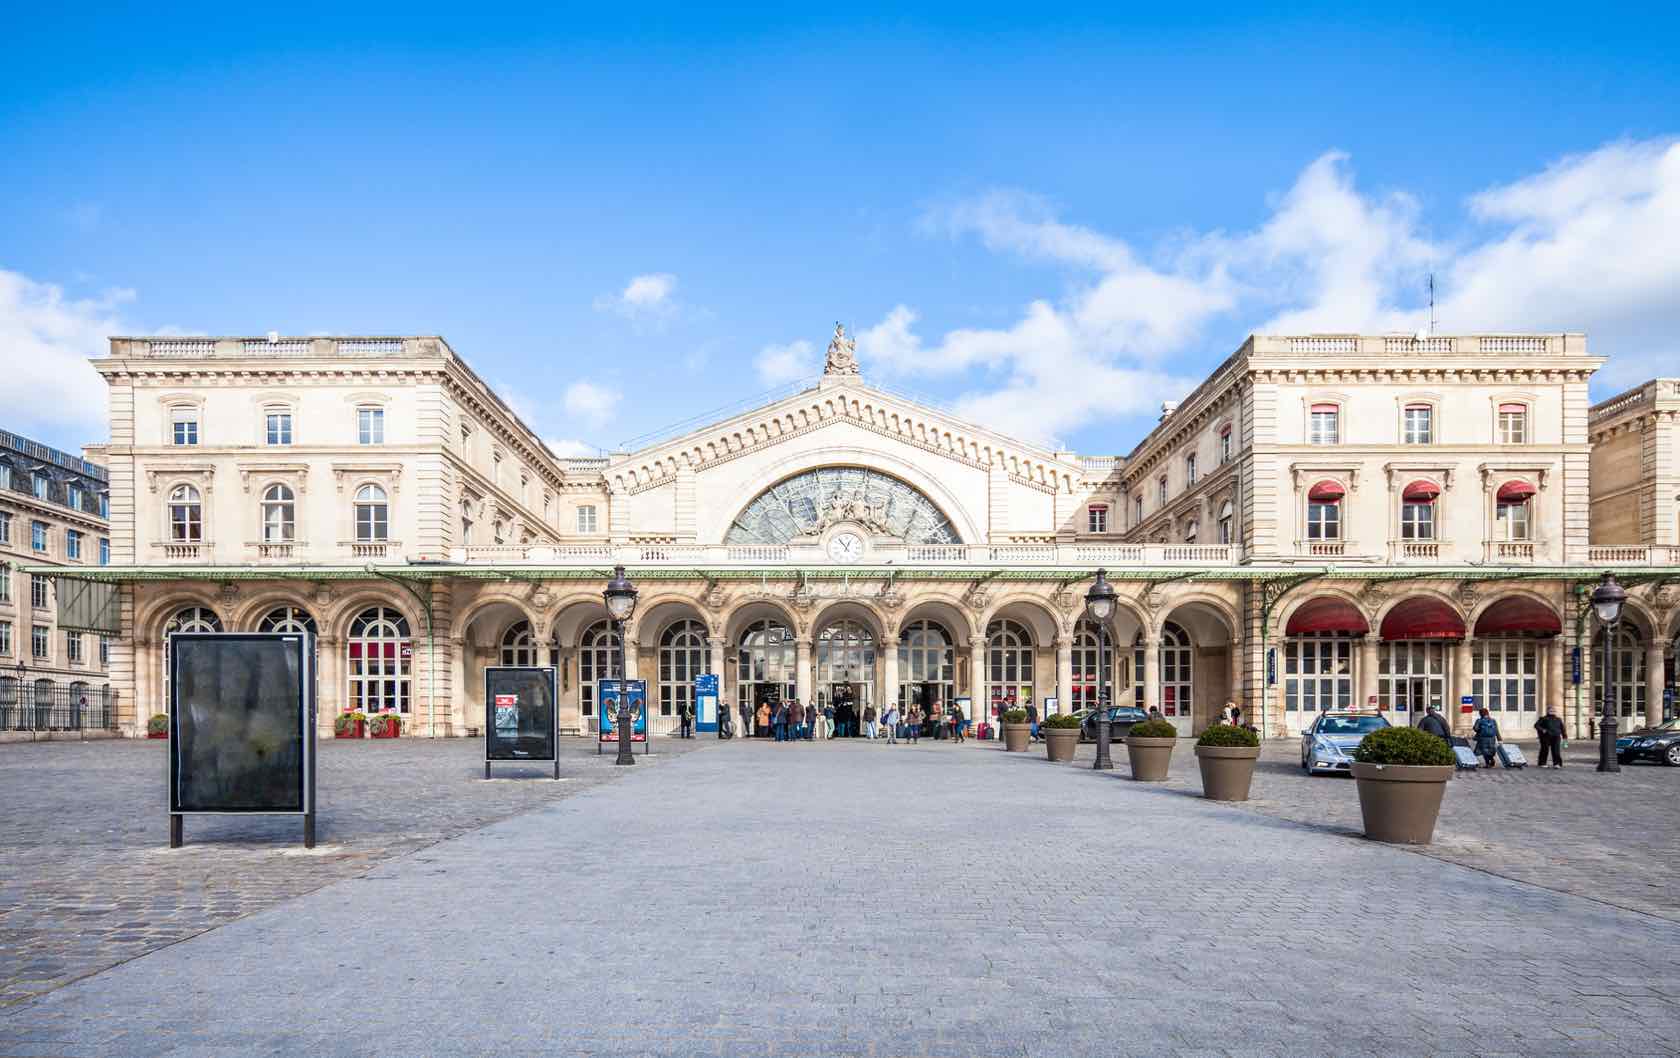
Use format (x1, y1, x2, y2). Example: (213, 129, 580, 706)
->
(827, 531, 864, 564)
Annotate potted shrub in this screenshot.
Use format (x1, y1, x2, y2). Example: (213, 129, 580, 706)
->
(1350, 726, 1455, 844)
(1125, 718, 1178, 781)
(146, 713, 169, 740)
(1194, 723, 1261, 801)
(1041, 712, 1081, 762)
(1001, 707, 1031, 752)
(368, 712, 402, 739)
(334, 711, 367, 739)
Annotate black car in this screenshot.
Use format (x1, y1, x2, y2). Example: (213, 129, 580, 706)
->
(1078, 706, 1149, 743)
(1616, 718, 1680, 766)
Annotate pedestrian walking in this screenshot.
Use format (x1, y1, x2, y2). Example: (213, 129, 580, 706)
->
(1025, 702, 1039, 743)
(906, 705, 921, 743)
(1219, 702, 1235, 725)
(1230, 705, 1246, 730)
(1472, 706, 1501, 768)
(883, 705, 899, 744)
(680, 702, 694, 739)
(1534, 708, 1566, 768)
(820, 704, 834, 740)
(774, 701, 789, 742)
(739, 701, 752, 740)
(949, 702, 965, 743)
(864, 704, 878, 739)
(1417, 704, 1452, 744)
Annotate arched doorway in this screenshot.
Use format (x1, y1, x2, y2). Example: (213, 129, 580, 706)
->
(1377, 597, 1465, 727)
(578, 619, 624, 732)
(986, 618, 1035, 715)
(1592, 625, 1647, 722)
(162, 605, 223, 719)
(658, 619, 707, 725)
(1281, 597, 1366, 735)
(1073, 620, 1112, 712)
(347, 607, 411, 715)
(737, 618, 795, 737)
(897, 618, 954, 726)
(815, 618, 876, 735)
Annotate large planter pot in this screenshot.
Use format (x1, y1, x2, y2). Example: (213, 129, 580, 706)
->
(1043, 727, 1078, 763)
(1126, 737, 1177, 781)
(1002, 723, 1032, 753)
(146, 731, 168, 740)
(335, 720, 365, 739)
(1194, 744, 1261, 801)
(371, 723, 401, 740)
(1350, 762, 1453, 844)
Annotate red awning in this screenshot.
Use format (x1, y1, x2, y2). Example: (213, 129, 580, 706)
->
(1474, 596, 1563, 637)
(1310, 402, 1338, 413)
(1286, 597, 1369, 636)
(1498, 402, 1527, 414)
(1307, 479, 1345, 501)
(1402, 480, 1440, 501)
(1497, 480, 1537, 501)
(1380, 597, 1467, 641)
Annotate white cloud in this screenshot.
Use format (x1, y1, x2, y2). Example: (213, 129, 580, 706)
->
(593, 272, 678, 324)
(863, 137, 1680, 443)
(755, 339, 817, 385)
(0, 269, 124, 446)
(562, 379, 621, 428)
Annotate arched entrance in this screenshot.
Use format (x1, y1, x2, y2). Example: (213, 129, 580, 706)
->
(815, 618, 875, 734)
(897, 617, 955, 726)
(1377, 597, 1465, 728)
(737, 618, 795, 737)
(1281, 597, 1366, 735)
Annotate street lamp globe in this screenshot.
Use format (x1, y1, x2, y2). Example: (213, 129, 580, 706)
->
(1084, 568, 1117, 623)
(1590, 572, 1626, 625)
(603, 565, 639, 622)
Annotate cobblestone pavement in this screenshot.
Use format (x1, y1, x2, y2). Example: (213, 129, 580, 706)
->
(3, 736, 1678, 1057)
(0, 735, 710, 1008)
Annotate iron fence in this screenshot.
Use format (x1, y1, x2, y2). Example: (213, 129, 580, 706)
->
(0, 678, 119, 733)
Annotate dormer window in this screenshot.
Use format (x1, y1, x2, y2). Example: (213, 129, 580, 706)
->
(32, 472, 48, 500)
(1309, 404, 1339, 445)
(1087, 504, 1109, 534)
(1402, 404, 1433, 445)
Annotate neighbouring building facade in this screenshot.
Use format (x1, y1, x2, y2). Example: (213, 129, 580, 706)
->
(33, 328, 1680, 742)
(0, 429, 114, 734)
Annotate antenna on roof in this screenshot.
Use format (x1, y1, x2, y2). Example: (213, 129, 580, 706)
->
(1427, 273, 1436, 336)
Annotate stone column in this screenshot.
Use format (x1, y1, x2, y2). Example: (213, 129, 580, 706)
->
(316, 635, 342, 736)
(882, 635, 900, 711)
(1055, 638, 1073, 714)
(1358, 637, 1379, 712)
(1142, 635, 1161, 714)
(1228, 640, 1244, 713)
(1545, 637, 1565, 730)
(1451, 637, 1475, 736)
(1646, 639, 1666, 728)
(795, 637, 812, 705)
(969, 635, 986, 727)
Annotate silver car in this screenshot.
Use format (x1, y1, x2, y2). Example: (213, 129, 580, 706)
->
(1301, 712, 1391, 774)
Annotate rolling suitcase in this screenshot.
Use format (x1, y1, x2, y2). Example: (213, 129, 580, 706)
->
(1449, 735, 1478, 770)
(1497, 742, 1528, 769)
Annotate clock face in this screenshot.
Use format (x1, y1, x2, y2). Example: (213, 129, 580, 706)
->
(827, 531, 864, 564)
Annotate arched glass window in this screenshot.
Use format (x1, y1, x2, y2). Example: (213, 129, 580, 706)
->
(165, 606, 223, 638)
(578, 620, 623, 720)
(815, 619, 875, 685)
(168, 485, 202, 542)
(347, 607, 411, 714)
(501, 620, 537, 666)
(354, 485, 389, 542)
(1218, 501, 1233, 545)
(987, 618, 1034, 709)
(659, 619, 707, 717)
(1158, 622, 1193, 717)
(1072, 621, 1111, 711)
(257, 606, 317, 635)
(898, 618, 953, 713)
(737, 619, 795, 686)
(1592, 626, 1647, 719)
(261, 484, 295, 543)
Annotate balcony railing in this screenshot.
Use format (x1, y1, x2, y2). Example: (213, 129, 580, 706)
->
(1585, 545, 1680, 566)
(449, 541, 1242, 567)
(1486, 540, 1538, 563)
(1390, 540, 1444, 562)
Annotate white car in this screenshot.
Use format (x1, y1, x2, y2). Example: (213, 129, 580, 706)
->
(1301, 712, 1391, 774)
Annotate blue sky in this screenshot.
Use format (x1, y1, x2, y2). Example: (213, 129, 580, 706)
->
(4, 3, 1679, 457)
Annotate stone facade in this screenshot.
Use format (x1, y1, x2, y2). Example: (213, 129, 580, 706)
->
(1589, 377, 1680, 553)
(37, 330, 1680, 743)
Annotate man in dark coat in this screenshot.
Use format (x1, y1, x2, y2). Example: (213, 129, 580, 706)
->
(1417, 705, 1452, 744)
(1025, 702, 1039, 743)
(1534, 708, 1566, 768)
(804, 702, 817, 741)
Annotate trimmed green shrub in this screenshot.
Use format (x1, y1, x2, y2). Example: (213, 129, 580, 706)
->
(1128, 718, 1179, 739)
(1041, 712, 1082, 729)
(147, 713, 168, 735)
(1352, 725, 1455, 766)
(1001, 708, 1028, 724)
(1196, 723, 1259, 748)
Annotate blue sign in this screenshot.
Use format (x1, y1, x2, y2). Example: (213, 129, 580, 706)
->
(695, 673, 720, 732)
(1571, 646, 1581, 685)
(598, 679, 647, 741)
(1266, 647, 1276, 686)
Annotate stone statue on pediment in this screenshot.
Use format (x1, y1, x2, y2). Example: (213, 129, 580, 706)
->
(824, 322, 860, 376)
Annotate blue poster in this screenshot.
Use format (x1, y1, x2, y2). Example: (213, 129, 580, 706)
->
(695, 673, 719, 732)
(598, 679, 647, 741)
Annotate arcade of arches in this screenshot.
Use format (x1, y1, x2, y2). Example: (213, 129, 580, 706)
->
(117, 573, 1678, 740)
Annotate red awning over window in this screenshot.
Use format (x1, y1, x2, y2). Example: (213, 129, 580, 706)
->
(1498, 402, 1527, 414)
(1310, 403, 1338, 413)
(1474, 596, 1562, 637)
(1380, 597, 1467, 641)
(1286, 597, 1369, 636)
(1496, 480, 1537, 501)
(1401, 480, 1440, 501)
(1307, 479, 1345, 501)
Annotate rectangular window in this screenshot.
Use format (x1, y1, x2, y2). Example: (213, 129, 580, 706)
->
(33, 473, 49, 500)
(31, 521, 48, 553)
(0, 622, 10, 656)
(1496, 501, 1531, 541)
(1133, 495, 1143, 524)
(1402, 405, 1433, 445)
(99, 538, 109, 565)
(1400, 502, 1435, 540)
(98, 493, 108, 519)
(32, 624, 49, 660)
(357, 406, 385, 445)
(577, 505, 598, 534)
(99, 633, 111, 667)
(1306, 501, 1341, 540)
(265, 410, 293, 445)
(0, 510, 9, 544)
(66, 631, 82, 666)
(1377, 641, 1447, 716)
(171, 408, 199, 446)
(1087, 505, 1108, 534)
(0, 464, 10, 489)
(67, 484, 83, 510)
(1185, 454, 1197, 485)
(1220, 429, 1232, 464)
(32, 575, 50, 609)
(0, 570, 9, 603)
(1498, 404, 1528, 444)
(1309, 404, 1339, 445)
(1157, 477, 1168, 505)
(66, 529, 82, 559)
(1283, 635, 1353, 712)
(1473, 639, 1539, 713)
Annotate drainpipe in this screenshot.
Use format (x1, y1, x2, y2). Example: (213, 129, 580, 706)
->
(1573, 581, 1586, 739)
(369, 566, 438, 738)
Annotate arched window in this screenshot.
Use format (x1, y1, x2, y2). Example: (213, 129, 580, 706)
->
(1158, 622, 1192, 718)
(579, 620, 623, 720)
(460, 498, 475, 544)
(1071, 620, 1111, 711)
(168, 485, 202, 542)
(165, 606, 223, 637)
(1218, 501, 1234, 545)
(986, 618, 1034, 708)
(354, 485, 389, 542)
(659, 619, 707, 717)
(1401, 480, 1439, 540)
(257, 606, 317, 635)
(898, 619, 953, 713)
(815, 619, 875, 686)
(347, 607, 411, 714)
(261, 484, 295, 543)
(1306, 480, 1343, 540)
(1495, 480, 1534, 541)
(737, 618, 794, 691)
(1592, 626, 1647, 719)
(501, 620, 537, 666)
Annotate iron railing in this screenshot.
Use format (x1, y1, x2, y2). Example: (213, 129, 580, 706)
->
(0, 679, 119, 733)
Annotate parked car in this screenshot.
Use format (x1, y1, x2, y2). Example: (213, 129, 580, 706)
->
(1077, 706, 1149, 743)
(1301, 712, 1392, 774)
(1616, 718, 1680, 766)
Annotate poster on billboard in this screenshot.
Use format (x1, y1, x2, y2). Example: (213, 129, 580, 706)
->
(597, 678, 649, 754)
(167, 632, 316, 849)
(695, 673, 719, 733)
(484, 666, 559, 779)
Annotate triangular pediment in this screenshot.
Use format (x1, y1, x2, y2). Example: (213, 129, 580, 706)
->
(604, 378, 1089, 496)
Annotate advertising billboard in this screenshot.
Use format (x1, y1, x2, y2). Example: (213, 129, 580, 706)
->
(485, 666, 559, 779)
(597, 678, 648, 754)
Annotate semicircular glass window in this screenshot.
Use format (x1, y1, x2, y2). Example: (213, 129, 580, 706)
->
(724, 467, 959, 546)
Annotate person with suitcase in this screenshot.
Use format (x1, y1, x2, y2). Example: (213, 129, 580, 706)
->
(1534, 708, 1565, 768)
(1472, 707, 1501, 768)
(1418, 705, 1452, 744)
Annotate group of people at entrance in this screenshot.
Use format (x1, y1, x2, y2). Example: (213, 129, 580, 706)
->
(1413, 703, 1568, 768)
(736, 699, 969, 743)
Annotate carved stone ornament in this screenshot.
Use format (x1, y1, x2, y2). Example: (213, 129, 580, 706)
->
(823, 322, 860, 376)
(791, 585, 817, 612)
(703, 585, 728, 612)
(530, 589, 553, 611)
(876, 587, 905, 612)
(312, 582, 335, 607)
(218, 582, 240, 603)
(1455, 581, 1480, 608)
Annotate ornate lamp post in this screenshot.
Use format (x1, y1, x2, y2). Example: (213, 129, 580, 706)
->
(1084, 568, 1117, 771)
(13, 659, 25, 735)
(603, 565, 640, 767)
(1591, 572, 1627, 774)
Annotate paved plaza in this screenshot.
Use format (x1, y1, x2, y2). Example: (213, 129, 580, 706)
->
(1, 736, 1678, 1056)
